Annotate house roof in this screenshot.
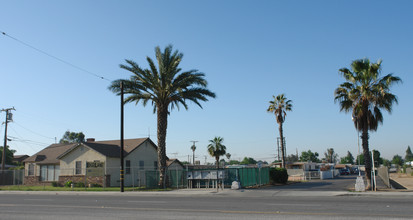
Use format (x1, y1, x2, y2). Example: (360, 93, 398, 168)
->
(24, 138, 157, 164)
(166, 158, 184, 168)
(23, 143, 78, 164)
(13, 155, 29, 163)
(57, 138, 155, 159)
(14, 155, 29, 159)
(93, 138, 152, 154)
(334, 164, 348, 169)
(82, 142, 124, 157)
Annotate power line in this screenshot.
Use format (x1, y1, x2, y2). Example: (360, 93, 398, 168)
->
(1, 30, 111, 82)
(12, 122, 54, 140)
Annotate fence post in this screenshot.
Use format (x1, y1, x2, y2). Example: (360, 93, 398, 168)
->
(176, 166, 178, 189)
(132, 166, 135, 189)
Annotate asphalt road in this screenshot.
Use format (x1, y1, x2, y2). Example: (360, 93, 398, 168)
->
(0, 190, 412, 220)
(269, 175, 359, 191)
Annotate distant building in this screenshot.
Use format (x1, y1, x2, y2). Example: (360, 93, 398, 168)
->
(13, 155, 29, 165)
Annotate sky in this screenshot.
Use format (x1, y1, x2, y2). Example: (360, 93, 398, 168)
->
(1, 0, 412, 163)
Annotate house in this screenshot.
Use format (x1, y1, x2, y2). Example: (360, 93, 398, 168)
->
(286, 162, 319, 170)
(23, 138, 158, 187)
(166, 159, 184, 171)
(13, 155, 29, 165)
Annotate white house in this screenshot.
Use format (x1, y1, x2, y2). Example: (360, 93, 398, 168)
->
(24, 138, 158, 187)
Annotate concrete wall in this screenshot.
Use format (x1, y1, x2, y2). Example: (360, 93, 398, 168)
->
(377, 166, 390, 188)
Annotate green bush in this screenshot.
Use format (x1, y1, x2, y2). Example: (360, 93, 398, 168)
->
(51, 181, 59, 187)
(75, 182, 85, 187)
(91, 183, 102, 187)
(64, 180, 73, 187)
(270, 167, 288, 184)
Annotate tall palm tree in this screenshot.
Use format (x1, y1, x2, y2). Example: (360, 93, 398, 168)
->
(267, 94, 292, 168)
(334, 58, 401, 189)
(109, 45, 216, 188)
(207, 137, 226, 169)
(190, 144, 196, 164)
(324, 148, 338, 163)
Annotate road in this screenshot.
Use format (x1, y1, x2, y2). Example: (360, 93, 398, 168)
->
(0, 190, 412, 219)
(270, 175, 359, 191)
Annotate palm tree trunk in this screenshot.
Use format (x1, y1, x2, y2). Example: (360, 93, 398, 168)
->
(216, 156, 220, 169)
(157, 104, 168, 188)
(279, 123, 286, 168)
(361, 128, 372, 190)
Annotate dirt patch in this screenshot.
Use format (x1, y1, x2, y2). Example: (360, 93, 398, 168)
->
(389, 173, 413, 190)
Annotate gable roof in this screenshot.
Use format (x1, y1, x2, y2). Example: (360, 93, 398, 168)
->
(23, 143, 78, 164)
(94, 138, 153, 154)
(13, 155, 29, 163)
(166, 158, 184, 168)
(57, 138, 156, 159)
(82, 142, 123, 157)
(24, 138, 157, 163)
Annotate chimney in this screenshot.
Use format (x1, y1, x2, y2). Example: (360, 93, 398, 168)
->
(86, 138, 95, 143)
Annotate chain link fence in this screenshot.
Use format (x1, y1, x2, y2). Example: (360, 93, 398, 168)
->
(1, 166, 270, 189)
(0, 170, 24, 185)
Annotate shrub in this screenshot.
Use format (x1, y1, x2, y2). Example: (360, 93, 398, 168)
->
(75, 182, 85, 187)
(91, 183, 102, 187)
(64, 180, 73, 187)
(51, 181, 59, 187)
(270, 167, 288, 184)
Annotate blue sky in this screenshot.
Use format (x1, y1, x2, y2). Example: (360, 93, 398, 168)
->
(1, 1, 412, 163)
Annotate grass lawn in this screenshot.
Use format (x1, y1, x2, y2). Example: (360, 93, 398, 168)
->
(0, 185, 171, 192)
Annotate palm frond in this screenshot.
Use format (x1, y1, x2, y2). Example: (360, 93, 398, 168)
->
(335, 58, 401, 132)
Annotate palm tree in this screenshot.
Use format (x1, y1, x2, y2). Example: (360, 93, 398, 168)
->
(334, 58, 401, 189)
(190, 144, 196, 164)
(267, 94, 292, 168)
(207, 137, 227, 169)
(225, 153, 231, 161)
(324, 148, 338, 163)
(109, 45, 216, 188)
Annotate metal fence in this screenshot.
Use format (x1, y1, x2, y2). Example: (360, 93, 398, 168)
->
(303, 171, 320, 180)
(1, 166, 270, 189)
(0, 170, 24, 185)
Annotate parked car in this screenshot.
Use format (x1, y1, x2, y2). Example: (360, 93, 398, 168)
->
(340, 169, 350, 175)
(389, 167, 397, 173)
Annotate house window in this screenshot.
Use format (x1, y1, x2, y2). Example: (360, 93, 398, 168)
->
(125, 160, 131, 174)
(28, 164, 35, 176)
(139, 160, 144, 170)
(40, 165, 59, 181)
(154, 161, 158, 170)
(75, 161, 82, 175)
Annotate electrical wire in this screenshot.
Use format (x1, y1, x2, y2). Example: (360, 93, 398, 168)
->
(12, 121, 55, 140)
(1, 30, 112, 82)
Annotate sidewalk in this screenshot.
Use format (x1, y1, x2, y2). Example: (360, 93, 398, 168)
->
(1, 187, 413, 197)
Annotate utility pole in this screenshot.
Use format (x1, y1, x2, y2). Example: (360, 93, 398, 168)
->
(1, 107, 15, 185)
(120, 82, 124, 192)
(190, 141, 198, 164)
